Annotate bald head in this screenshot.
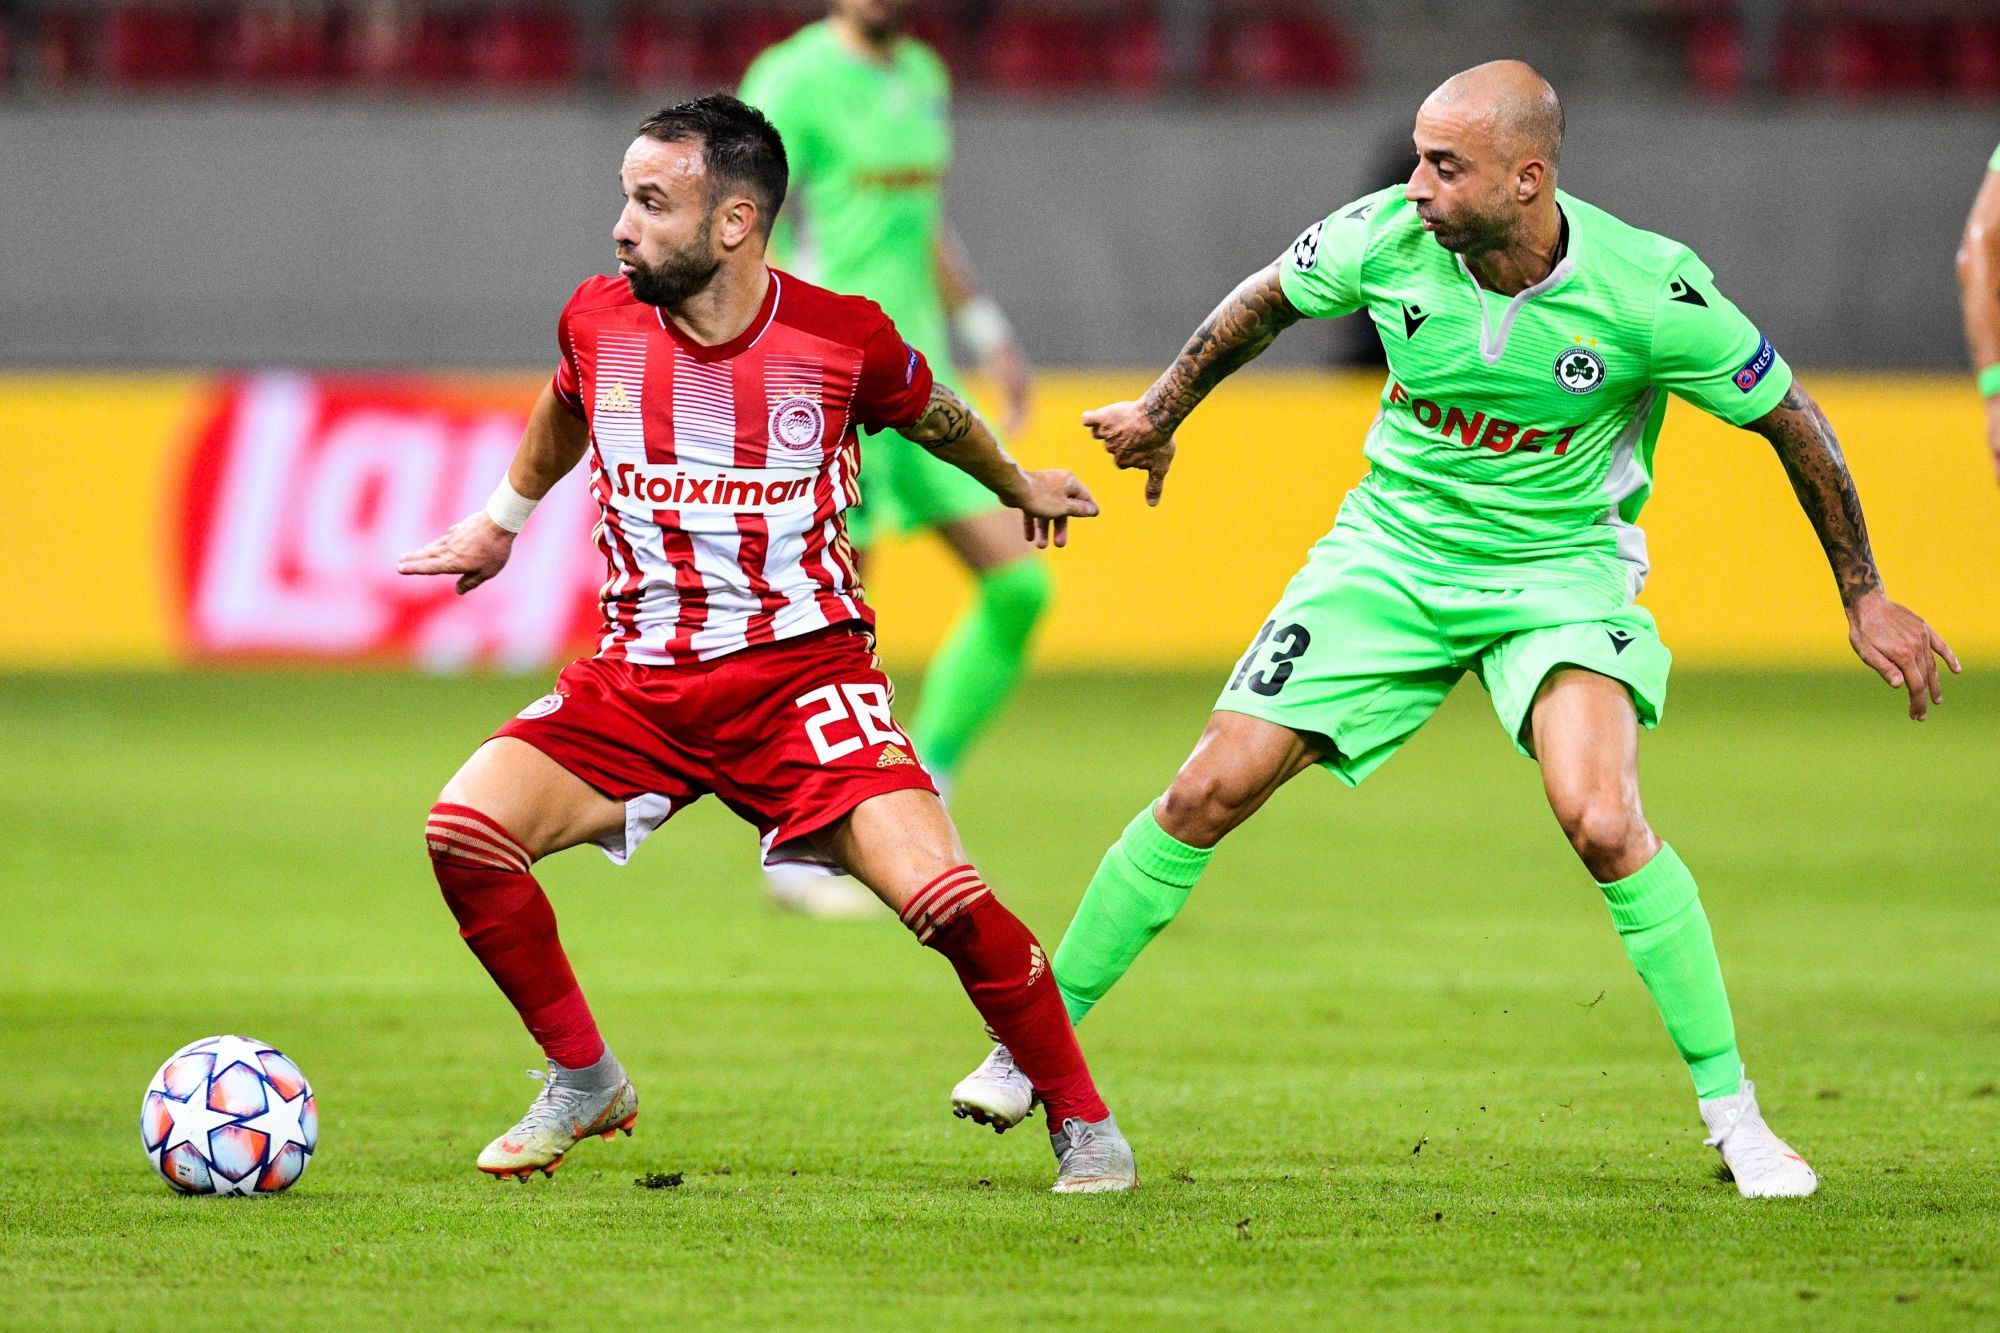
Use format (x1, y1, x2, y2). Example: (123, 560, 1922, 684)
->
(1421, 60, 1564, 171)
(1405, 61, 1565, 258)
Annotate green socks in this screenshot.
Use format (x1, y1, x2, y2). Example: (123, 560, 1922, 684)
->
(1598, 844, 1742, 1099)
(1052, 807, 1214, 1025)
(911, 558, 1052, 780)
(1045, 815, 1740, 1102)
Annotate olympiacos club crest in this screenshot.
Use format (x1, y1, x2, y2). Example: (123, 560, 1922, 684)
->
(516, 692, 564, 720)
(768, 395, 825, 452)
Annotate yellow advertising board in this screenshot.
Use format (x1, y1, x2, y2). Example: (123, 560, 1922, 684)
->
(2, 371, 1993, 670)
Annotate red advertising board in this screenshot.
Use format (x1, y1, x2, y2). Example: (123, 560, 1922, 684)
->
(179, 373, 604, 668)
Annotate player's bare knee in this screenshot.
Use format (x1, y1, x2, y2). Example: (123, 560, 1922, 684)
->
(1558, 797, 1653, 880)
(1157, 766, 1255, 849)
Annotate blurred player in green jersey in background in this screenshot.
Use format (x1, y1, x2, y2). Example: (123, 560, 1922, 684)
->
(742, 1, 1046, 917)
(1956, 142, 2000, 485)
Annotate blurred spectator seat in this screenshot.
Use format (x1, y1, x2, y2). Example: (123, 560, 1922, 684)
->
(984, 8, 1101, 92)
(618, 5, 702, 90)
(214, 6, 340, 88)
(1202, 3, 1354, 93)
(1786, 20, 1928, 98)
(1940, 20, 2000, 97)
(103, 5, 214, 87)
(1682, 14, 1742, 100)
(466, 6, 576, 91)
(699, 9, 812, 86)
(1100, 5, 1166, 95)
(32, 9, 88, 87)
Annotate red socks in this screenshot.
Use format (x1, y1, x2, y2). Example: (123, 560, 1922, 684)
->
(425, 803, 605, 1070)
(426, 813, 1102, 1128)
(902, 866, 1108, 1126)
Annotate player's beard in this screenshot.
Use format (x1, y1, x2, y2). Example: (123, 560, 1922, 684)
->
(1422, 194, 1516, 256)
(622, 218, 721, 308)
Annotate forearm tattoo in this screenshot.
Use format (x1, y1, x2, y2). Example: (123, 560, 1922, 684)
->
(909, 382, 977, 451)
(1754, 384, 1882, 606)
(1141, 265, 1301, 434)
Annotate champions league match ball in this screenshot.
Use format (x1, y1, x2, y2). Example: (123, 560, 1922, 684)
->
(139, 1035, 319, 1196)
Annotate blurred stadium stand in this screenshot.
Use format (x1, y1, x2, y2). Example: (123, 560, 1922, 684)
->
(1, 1, 1994, 370)
(5, 1, 1995, 100)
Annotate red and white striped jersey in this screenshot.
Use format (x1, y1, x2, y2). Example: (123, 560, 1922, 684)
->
(550, 269, 934, 664)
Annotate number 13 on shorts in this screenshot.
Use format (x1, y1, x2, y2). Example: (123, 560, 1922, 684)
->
(795, 682, 912, 764)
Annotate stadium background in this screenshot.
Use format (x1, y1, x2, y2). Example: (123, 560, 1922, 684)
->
(3, 2, 1997, 1328)
(4, 0, 1999, 672)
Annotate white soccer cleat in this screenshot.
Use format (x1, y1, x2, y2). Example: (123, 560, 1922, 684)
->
(1700, 1078, 1818, 1199)
(1049, 1113, 1137, 1194)
(476, 1058, 638, 1181)
(952, 1043, 1036, 1133)
(764, 866, 884, 919)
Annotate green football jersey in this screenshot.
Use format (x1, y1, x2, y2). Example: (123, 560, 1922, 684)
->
(740, 21, 954, 372)
(1278, 187, 1793, 593)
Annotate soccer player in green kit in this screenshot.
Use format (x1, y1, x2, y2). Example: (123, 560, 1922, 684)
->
(1956, 141, 2000, 484)
(952, 61, 1961, 1199)
(742, 1, 1045, 916)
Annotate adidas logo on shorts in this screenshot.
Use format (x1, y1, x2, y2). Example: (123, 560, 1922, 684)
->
(876, 744, 916, 769)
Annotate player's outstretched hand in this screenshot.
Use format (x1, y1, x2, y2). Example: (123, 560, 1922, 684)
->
(1846, 590, 1961, 720)
(1083, 399, 1176, 506)
(1012, 468, 1099, 549)
(397, 512, 516, 595)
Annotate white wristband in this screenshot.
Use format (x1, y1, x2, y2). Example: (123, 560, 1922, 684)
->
(953, 295, 1015, 360)
(484, 478, 539, 534)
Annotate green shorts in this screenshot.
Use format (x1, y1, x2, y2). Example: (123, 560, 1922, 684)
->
(1216, 525, 1671, 785)
(847, 428, 1000, 549)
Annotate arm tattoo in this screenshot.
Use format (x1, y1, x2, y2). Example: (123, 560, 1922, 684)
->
(1751, 384, 1882, 606)
(1141, 264, 1301, 434)
(906, 382, 977, 451)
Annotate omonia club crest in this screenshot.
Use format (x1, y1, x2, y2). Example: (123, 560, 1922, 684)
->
(768, 395, 825, 451)
(1554, 346, 1606, 394)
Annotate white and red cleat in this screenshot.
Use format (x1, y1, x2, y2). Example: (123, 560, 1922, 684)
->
(476, 1056, 637, 1181)
(1700, 1078, 1818, 1199)
(951, 1043, 1036, 1133)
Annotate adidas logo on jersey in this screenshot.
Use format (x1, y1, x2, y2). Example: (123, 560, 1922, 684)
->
(876, 744, 916, 769)
(598, 380, 635, 413)
(1027, 943, 1047, 987)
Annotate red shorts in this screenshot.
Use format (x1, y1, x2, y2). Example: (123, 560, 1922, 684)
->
(493, 626, 936, 872)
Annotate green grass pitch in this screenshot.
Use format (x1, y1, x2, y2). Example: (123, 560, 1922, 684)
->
(2, 668, 1995, 1329)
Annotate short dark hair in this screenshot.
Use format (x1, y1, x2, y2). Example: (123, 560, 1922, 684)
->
(636, 94, 789, 236)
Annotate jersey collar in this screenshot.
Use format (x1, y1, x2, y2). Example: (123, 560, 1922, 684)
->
(652, 269, 783, 363)
(1454, 205, 1577, 365)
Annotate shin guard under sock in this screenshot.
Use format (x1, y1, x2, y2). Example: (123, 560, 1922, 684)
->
(1598, 843, 1742, 1099)
(426, 803, 605, 1070)
(1051, 806, 1213, 1025)
(902, 865, 1108, 1125)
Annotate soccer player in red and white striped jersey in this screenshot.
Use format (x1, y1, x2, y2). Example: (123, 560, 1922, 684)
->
(398, 95, 1134, 1193)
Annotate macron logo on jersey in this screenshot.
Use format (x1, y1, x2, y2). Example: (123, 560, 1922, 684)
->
(1734, 336, 1777, 393)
